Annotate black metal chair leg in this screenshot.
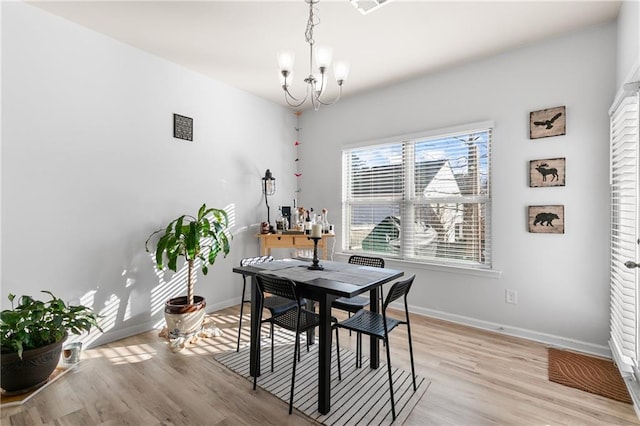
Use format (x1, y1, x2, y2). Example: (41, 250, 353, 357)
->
(289, 324, 300, 415)
(270, 323, 275, 372)
(355, 332, 363, 368)
(237, 277, 247, 352)
(384, 336, 396, 421)
(407, 319, 416, 391)
(335, 326, 342, 381)
(380, 287, 386, 349)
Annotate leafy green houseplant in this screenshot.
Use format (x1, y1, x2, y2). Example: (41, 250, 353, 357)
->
(145, 203, 231, 337)
(1, 291, 100, 393)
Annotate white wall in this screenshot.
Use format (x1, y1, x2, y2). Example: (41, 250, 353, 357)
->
(299, 23, 617, 354)
(1, 2, 294, 346)
(1, 2, 628, 355)
(616, 0, 639, 87)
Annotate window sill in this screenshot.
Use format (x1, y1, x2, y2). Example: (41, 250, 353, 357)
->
(335, 252, 503, 279)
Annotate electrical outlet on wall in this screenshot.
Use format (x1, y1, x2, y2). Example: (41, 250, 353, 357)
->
(505, 289, 518, 304)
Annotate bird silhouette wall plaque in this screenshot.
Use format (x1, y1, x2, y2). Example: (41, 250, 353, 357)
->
(529, 106, 566, 139)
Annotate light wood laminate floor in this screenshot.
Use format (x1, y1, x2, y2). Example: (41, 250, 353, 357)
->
(2, 305, 638, 425)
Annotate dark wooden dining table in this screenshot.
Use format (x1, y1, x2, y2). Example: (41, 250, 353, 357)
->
(232, 258, 404, 414)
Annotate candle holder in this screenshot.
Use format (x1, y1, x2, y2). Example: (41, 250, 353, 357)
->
(307, 237, 324, 270)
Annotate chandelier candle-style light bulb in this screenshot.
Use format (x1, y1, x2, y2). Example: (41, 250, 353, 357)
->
(333, 61, 350, 85)
(315, 46, 333, 70)
(277, 51, 295, 74)
(277, 0, 349, 110)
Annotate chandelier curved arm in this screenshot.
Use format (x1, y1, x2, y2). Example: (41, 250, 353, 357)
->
(282, 73, 313, 108)
(312, 83, 344, 109)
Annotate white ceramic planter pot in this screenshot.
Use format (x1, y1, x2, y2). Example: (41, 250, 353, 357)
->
(164, 296, 206, 338)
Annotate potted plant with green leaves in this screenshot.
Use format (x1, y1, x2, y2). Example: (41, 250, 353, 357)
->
(145, 203, 231, 340)
(0, 291, 100, 394)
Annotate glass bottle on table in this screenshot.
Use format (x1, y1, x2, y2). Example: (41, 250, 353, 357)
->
(304, 211, 312, 235)
(321, 208, 329, 233)
(291, 208, 299, 232)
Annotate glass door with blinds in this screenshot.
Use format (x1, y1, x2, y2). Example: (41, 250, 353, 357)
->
(610, 88, 640, 379)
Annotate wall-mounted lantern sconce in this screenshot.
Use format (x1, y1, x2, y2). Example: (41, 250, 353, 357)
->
(262, 169, 276, 231)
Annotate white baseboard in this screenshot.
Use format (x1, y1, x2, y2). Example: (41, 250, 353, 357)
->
(84, 321, 159, 349)
(84, 297, 242, 349)
(86, 296, 610, 359)
(622, 375, 640, 419)
(404, 304, 611, 358)
(206, 297, 241, 313)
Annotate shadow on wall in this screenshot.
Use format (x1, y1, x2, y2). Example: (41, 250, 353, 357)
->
(75, 204, 237, 348)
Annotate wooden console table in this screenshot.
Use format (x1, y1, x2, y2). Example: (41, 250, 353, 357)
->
(255, 233, 334, 260)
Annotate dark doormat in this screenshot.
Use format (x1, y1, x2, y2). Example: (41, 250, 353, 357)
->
(548, 348, 632, 404)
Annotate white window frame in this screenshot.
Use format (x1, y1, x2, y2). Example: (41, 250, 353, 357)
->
(341, 121, 494, 272)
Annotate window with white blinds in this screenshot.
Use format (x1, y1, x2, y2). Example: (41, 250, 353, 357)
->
(610, 91, 640, 374)
(342, 123, 492, 269)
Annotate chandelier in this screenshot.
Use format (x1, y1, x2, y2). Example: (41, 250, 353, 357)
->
(277, 0, 350, 111)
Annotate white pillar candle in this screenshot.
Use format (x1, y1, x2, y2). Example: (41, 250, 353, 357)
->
(311, 223, 322, 238)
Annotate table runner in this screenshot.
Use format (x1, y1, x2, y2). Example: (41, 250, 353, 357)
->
(254, 260, 395, 287)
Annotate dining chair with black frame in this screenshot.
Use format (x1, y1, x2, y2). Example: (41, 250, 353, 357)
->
(237, 255, 298, 352)
(253, 272, 340, 415)
(331, 254, 385, 367)
(334, 274, 417, 421)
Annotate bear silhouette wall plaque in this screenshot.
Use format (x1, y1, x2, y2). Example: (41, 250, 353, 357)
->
(528, 205, 564, 234)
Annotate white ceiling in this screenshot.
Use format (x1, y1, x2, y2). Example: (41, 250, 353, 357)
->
(29, 0, 622, 110)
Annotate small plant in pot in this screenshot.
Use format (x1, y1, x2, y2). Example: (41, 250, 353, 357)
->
(0, 291, 100, 394)
(145, 203, 231, 341)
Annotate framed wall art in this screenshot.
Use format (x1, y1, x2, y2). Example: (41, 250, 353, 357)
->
(528, 205, 564, 234)
(173, 113, 193, 141)
(529, 157, 566, 187)
(529, 106, 566, 139)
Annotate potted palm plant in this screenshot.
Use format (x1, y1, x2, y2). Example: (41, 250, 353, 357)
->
(1, 291, 100, 393)
(145, 203, 231, 339)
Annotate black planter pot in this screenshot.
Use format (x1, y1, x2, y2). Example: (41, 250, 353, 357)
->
(1, 334, 67, 394)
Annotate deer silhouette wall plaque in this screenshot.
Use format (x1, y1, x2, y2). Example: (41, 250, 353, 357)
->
(529, 157, 566, 187)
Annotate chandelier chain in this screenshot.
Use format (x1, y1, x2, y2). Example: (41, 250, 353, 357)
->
(305, 2, 319, 46)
